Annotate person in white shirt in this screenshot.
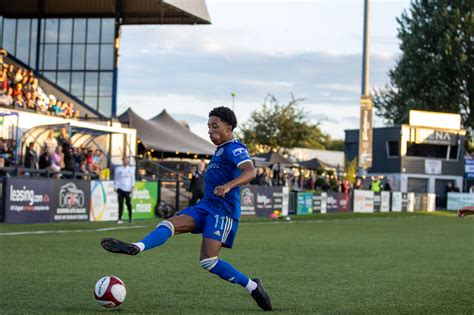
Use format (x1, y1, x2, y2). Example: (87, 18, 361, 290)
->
(114, 156, 135, 224)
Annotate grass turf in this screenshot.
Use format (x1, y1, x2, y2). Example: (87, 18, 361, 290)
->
(0, 212, 473, 314)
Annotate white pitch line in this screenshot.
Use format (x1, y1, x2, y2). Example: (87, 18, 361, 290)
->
(0, 215, 451, 236)
(0, 225, 146, 236)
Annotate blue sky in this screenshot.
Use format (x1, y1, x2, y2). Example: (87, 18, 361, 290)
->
(117, 0, 411, 142)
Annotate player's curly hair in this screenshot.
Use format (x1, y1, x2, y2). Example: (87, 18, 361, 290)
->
(209, 106, 237, 130)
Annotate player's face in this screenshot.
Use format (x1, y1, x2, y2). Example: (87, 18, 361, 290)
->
(208, 116, 232, 145)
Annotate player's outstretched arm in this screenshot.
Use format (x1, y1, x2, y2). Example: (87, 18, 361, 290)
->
(457, 206, 474, 218)
(214, 161, 256, 197)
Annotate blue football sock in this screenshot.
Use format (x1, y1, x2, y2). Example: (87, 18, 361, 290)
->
(200, 257, 250, 287)
(139, 221, 174, 251)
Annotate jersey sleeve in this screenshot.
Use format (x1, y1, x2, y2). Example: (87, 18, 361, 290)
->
(227, 143, 252, 167)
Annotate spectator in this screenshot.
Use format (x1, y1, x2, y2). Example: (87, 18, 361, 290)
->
(469, 185, 474, 193)
(370, 176, 382, 193)
(24, 142, 38, 170)
(39, 146, 52, 170)
(63, 138, 75, 174)
(92, 149, 103, 173)
(13, 68, 22, 85)
(340, 179, 350, 193)
(44, 130, 58, 153)
(446, 182, 455, 193)
(0, 68, 7, 94)
(190, 160, 206, 205)
(13, 93, 24, 108)
(50, 146, 64, 178)
(13, 83, 23, 98)
(56, 127, 68, 148)
(6, 64, 15, 86)
(0, 87, 13, 106)
(384, 178, 393, 191)
(354, 178, 362, 190)
(74, 147, 84, 172)
(25, 91, 35, 110)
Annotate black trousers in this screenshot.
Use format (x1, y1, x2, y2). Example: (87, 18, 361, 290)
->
(191, 191, 204, 205)
(117, 189, 132, 221)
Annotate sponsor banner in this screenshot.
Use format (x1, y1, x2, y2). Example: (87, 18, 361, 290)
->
(373, 192, 381, 212)
(281, 187, 289, 216)
(353, 190, 374, 213)
(401, 193, 409, 212)
(380, 191, 391, 212)
(288, 191, 297, 215)
(320, 192, 327, 214)
(312, 193, 322, 213)
(337, 193, 351, 212)
(447, 193, 474, 210)
(240, 185, 258, 216)
(51, 180, 90, 222)
(90, 181, 119, 222)
(4, 178, 52, 224)
(413, 193, 423, 211)
(326, 192, 339, 213)
(407, 193, 415, 212)
(0, 181, 3, 222)
(391, 192, 402, 212)
(297, 192, 313, 215)
(122, 182, 158, 220)
(255, 186, 275, 217)
(465, 160, 474, 179)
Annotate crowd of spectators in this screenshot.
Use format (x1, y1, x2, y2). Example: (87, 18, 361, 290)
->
(24, 127, 105, 179)
(0, 63, 80, 118)
(7, 127, 105, 179)
(250, 166, 395, 194)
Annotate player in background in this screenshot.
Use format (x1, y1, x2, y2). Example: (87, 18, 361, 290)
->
(457, 206, 474, 218)
(101, 106, 273, 311)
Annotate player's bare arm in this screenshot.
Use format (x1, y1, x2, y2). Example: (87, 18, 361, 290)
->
(213, 161, 256, 197)
(457, 206, 474, 218)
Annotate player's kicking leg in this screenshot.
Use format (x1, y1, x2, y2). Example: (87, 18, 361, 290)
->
(101, 214, 195, 255)
(200, 237, 272, 311)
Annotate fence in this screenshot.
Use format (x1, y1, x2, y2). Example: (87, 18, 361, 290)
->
(1, 177, 462, 224)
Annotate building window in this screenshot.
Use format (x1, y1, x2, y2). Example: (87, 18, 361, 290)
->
(448, 145, 459, 160)
(406, 142, 459, 160)
(386, 141, 399, 157)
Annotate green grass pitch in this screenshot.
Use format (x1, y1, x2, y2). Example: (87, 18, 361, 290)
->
(0, 212, 473, 314)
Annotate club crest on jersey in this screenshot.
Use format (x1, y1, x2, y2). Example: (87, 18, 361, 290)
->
(232, 147, 246, 156)
(216, 148, 224, 156)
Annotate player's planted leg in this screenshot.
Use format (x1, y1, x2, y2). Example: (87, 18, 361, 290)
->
(200, 238, 272, 311)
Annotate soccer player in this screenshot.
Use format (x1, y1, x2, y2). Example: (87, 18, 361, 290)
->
(458, 206, 474, 218)
(101, 106, 273, 311)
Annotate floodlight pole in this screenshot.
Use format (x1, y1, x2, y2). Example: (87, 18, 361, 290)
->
(358, 0, 373, 175)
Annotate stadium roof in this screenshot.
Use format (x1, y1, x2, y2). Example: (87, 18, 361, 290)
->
(0, 0, 211, 25)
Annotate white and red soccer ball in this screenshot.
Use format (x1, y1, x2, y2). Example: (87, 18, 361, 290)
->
(94, 276, 126, 308)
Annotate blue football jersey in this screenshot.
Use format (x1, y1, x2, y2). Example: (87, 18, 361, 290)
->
(198, 139, 252, 220)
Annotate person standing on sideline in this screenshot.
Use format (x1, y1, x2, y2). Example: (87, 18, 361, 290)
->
(101, 107, 272, 311)
(190, 160, 206, 205)
(114, 156, 135, 224)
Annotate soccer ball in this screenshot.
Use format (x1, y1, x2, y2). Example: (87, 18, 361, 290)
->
(94, 276, 126, 308)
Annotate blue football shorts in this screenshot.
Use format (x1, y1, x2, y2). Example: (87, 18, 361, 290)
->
(178, 205, 239, 248)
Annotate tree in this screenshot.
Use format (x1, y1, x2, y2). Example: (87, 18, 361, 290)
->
(238, 94, 341, 153)
(373, 1, 473, 134)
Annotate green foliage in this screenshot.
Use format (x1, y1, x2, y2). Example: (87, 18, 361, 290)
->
(238, 94, 344, 153)
(345, 158, 358, 185)
(373, 1, 473, 134)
